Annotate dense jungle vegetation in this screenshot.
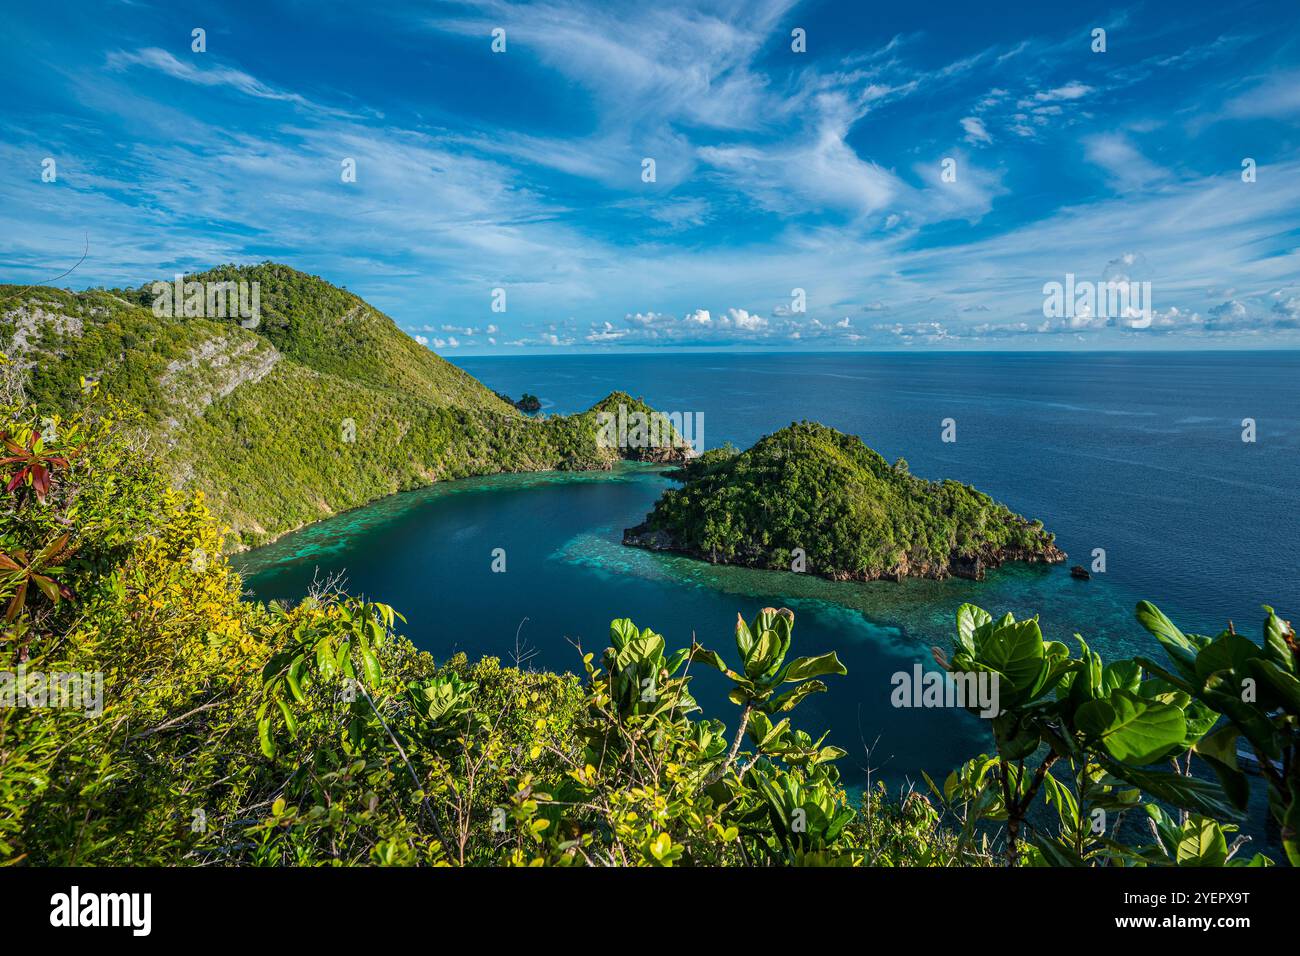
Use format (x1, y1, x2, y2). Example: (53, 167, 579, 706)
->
(2, 381, 1296, 867)
(0, 264, 681, 548)
(626, 421, 1064, 581)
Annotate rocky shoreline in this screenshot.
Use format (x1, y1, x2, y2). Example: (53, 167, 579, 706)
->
(622, 521, 1066, 582)
(618, 442, 697, 466)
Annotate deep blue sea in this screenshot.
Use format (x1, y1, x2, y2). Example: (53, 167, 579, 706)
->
(241, 352, 1299, 815)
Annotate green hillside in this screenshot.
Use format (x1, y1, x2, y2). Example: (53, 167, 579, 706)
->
(0, 263, 679, 547)
(625, 420, 1064, 581)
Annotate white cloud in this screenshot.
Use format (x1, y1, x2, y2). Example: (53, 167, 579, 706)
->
(1082, 134, 1169, 191)
(725, 307, 767, 331)
(1220, 70, 1300, 121)
(961, 116, 992, 145)
(105, 48, 354, 116)
(1027, 81, 1093, 105)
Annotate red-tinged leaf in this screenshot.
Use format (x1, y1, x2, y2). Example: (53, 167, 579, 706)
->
(32, 465, 51, 501)
(36, 534, 70, 564)
(0, 552, 22, 573)
(34, 574, 61, 603)
(6, 471, 25, 493)
(6, 581, 28, 622)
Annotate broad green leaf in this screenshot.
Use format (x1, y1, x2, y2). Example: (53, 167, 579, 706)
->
(1136, 601, 1200, 683)
(275, 697, 298, 738)
(1174, 816, 1229, 866)
(257, 712, 276, 759)
(1101, 758, 1243, 821)
(765, 680, 828, 713)
(1246, 657, 1300, 714)
(315, 637, 337, 679)
(286, 656, 306, 703)
(780, 651, 846, 683)
(1136, 601, 1193, 651)
(1200, 754, 1251, 813)
(746, 629, 782, 679)
(1262, 606, 1296, 674)
(1077, 689, 1186, 765)
(734, 613, 755, 659)
(1102, 660, 1142, 694)
(1193, 723, 1239, 768)
(1029, 655, 1080, 701)
(609, 617, 639, 649)
(1195, 633, 1264, 683)
(979, 618, 1044, 693)
(955, 604, 991, 655)
(1198, 681, 1284, 759)
(361, 646, 382, 686)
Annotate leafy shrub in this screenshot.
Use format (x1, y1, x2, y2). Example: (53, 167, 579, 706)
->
(929, 603, 1276, 866)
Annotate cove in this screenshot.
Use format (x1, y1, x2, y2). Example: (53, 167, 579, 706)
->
(239, 463, 1166, 799)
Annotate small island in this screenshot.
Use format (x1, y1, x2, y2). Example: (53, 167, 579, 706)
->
(624, 421, 1064, 582)
(495, 390, 542, 413)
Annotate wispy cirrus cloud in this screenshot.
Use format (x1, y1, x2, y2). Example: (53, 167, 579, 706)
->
(1082, 133, 1171, 192)
(104, 47, 361, 117)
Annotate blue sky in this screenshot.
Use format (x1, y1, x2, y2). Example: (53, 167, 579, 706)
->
(2, 0, 1299, 352)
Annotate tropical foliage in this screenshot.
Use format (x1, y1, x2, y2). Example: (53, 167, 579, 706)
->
(929, 603, 1282, 866)
(0, 385, 1290, 867)
(1133, 601, 1300, 865)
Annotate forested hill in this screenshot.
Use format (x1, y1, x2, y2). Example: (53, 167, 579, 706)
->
(625, 421, 1064, 582)
(0, 263, 678, 548)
